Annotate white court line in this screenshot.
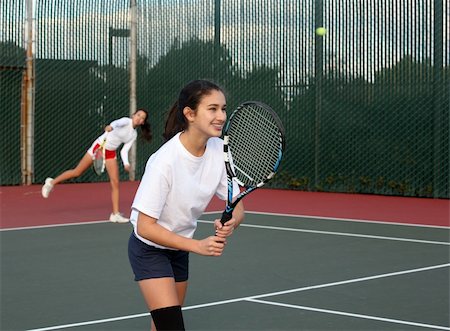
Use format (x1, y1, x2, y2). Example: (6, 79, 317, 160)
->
(27, 263, 450, 331)
(6, 217, 445, 247)
(247, 299, 450, 331)
(4, 210, 449, 232)
(27, 313, 151, 331)
(2, 218, 448, 246)
(0, 220, 110, 232)
(203, 210, 450, 229)
(183, 263, 450, 307)
(199, 220, 450, 246)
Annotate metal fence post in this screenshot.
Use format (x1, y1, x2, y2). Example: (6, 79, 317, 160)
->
(22, 0, 35, 185)
(314, 0, 323, 189)
(432, 0, 446, 198)
(129, 0, 137, 181)
(214, 0, 221, 79)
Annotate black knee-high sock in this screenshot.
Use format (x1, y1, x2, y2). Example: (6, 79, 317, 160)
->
(150, 305, 185, 331)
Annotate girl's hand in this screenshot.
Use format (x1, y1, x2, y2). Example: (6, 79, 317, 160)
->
(124, 164, 131, 173)
(104, 125, 113, 132)
(214, 218, 236, 238)
(196, 236, 227, 256)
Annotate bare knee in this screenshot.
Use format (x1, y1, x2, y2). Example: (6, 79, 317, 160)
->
(109, 178, 120, 188)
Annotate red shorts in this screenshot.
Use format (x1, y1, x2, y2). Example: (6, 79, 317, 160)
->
(92, 143, 116, 160)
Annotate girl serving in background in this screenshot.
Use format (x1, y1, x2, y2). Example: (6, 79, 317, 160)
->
(41, 109, 152, 223)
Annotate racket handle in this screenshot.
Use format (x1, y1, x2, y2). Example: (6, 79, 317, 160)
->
(220, 210, 233, 225)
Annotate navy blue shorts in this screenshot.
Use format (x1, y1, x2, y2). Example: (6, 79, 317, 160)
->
(128, 232, 189, 282)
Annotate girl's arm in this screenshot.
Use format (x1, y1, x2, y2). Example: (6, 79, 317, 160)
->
(120, 139, 135, 170)
(104, 117, 130, 132)
(231, 200, 245, 228)
(110, 117, 130, 129)
(136, 212, 227, 256)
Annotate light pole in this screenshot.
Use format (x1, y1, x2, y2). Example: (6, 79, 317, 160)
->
(108, 27, 130, 66)
(107, 24, 137, 180)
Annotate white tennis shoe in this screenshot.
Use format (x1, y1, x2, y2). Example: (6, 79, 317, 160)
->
(41, 177, 54, 198)
(109, 213, 129, 223)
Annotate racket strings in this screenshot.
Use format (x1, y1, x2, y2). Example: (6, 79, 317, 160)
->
(228, 104, 283, 186)
(93, 140, 107, 175)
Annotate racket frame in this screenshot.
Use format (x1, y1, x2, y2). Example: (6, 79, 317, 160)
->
(93, 136, 107, 175)
(220, 101, 285, 224)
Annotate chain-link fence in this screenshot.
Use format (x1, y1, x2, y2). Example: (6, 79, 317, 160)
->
(1, 1, 26, 185)
(1, 0, 449, 198)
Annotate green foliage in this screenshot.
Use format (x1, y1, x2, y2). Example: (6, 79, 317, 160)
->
(134, 38, 288, 176)
(0, 38, 448, 197)
(0, 43, 24, 184)
(284, 56, 448, 197)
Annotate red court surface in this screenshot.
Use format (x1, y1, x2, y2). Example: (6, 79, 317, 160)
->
(1, 182, 449, 229)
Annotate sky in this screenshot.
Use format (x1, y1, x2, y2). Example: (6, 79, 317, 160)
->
(2, 0, 449, 84)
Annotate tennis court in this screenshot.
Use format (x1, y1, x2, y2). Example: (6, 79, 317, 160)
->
(1, 184, 449, 331)
(2, 1, 449, 330)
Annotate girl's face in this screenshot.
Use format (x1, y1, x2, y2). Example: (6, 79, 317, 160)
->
(132, 110, 147, 127)
(188, 90, 227, 138)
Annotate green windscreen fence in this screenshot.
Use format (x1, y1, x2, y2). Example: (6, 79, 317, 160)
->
(1, 0, 449, 198)
(33, 2, 132, 184)
(1, 0, 26, 185)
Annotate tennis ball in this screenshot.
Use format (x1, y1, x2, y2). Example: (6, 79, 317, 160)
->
(316, 27, 327, 36)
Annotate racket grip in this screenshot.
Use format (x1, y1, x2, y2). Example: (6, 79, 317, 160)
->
(220, 210, 233, 225)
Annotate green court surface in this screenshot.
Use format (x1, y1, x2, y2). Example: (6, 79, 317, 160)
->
(1, 213, 449, 331)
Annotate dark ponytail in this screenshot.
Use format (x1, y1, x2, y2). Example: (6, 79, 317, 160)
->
(137, 108, 152, 142)
(163, 101, 187, 141)
(163, 79, 224, 141)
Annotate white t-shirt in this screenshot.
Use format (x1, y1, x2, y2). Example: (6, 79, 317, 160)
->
(130, 132, 239, 249)
(96, 117, 137, 166)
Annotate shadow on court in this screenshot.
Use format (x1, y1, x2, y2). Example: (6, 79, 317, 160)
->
(1, 213, 449, 330)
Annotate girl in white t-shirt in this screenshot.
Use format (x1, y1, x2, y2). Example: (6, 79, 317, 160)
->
(41, 109, 152, 223)
(128, 80, 245, 331)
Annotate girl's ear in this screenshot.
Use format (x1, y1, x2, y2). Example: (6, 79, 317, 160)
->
(183, 107, 195, 123)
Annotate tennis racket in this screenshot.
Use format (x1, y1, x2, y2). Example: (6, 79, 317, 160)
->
(92, 137, 107, 175)
(220, 101, 285, 224)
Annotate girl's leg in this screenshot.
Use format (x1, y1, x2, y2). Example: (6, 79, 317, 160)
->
(139, 278, 186, 331)
(52, 153, 93, 185)
(176, 281, 188, 306)
(105, 158, 120, 214)
(150, 281, 187, 331)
